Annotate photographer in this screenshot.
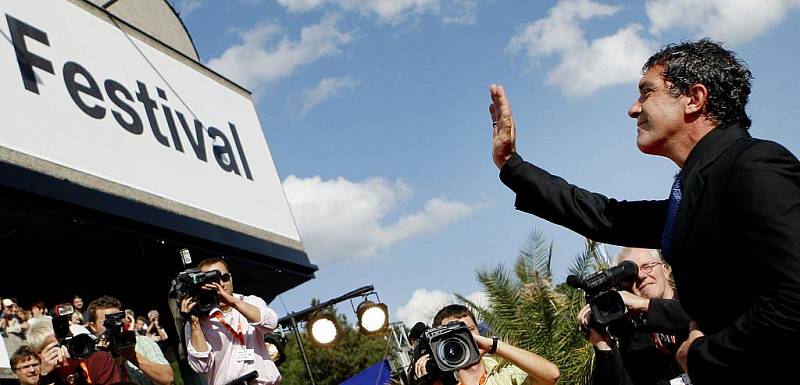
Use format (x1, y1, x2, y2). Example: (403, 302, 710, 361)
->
(578, 248, 691, 385)
(25, 318, 121, 385)
(180, 258, 281, 385)
(412, 304, 559, 385)
(87, 296, 173, 385)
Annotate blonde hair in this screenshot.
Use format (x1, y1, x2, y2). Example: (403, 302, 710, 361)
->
(612, 247, 663, 265)
(25, 318, 54, 353)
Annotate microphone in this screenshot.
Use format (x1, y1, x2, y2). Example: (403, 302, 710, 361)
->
(409, 321, 427, 341)
(567, 260, 639, 293)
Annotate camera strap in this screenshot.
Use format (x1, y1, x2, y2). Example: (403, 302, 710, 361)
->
(213, 312, 245, 345)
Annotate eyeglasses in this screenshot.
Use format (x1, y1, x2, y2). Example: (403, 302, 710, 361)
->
(220, 273, 231, 282)
(15, 363, 40, 371)
(639, 261, 663, 274)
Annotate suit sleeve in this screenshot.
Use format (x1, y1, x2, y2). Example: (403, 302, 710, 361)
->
(687, 141, 800, 382)
(591, 347, 634, 385)
(647, 299, 691, 337)
(500, 153, 667, 248)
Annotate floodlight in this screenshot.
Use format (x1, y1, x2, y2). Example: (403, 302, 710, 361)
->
(308, 312, 339, 346)
(356, 300, 388, 335)
(264, 334, 287, 366)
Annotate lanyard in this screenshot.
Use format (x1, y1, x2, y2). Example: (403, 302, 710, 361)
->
(213, 311, 245, 345)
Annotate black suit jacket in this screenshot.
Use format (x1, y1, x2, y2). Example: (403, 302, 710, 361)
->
(500, 124, 800, 384)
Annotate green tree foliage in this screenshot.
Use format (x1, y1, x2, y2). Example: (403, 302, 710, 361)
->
(279, 303, 390, 385)
(460, 230, 610, 385)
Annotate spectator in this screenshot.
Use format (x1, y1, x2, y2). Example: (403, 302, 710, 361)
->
(11, 346, 41, 385)
(71, 296, 89, 324)
(145, 310, 168, 345)
(135, 316, 148, 336)
(1, 298, 25, 336)
(87, 296, 173, 385)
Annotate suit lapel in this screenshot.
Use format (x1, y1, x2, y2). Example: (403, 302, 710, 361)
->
(670, 124, 750, 262)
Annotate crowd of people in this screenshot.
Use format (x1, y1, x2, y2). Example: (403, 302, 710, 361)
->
(2, 294, 174, 385)
(1, 295, 168, 346)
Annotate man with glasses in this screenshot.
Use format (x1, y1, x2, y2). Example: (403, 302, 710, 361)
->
(11, 346, 41, 385)
(578, 248, 690, 385)
(181, 258, 281, 385)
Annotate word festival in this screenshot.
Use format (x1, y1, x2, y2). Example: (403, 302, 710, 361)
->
(5, 14, 254, 181)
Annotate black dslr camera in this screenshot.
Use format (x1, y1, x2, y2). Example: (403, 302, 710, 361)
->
(98, 311, 137, 353)
(174, 269, 223, 315)
(412, 321, 481, 385)
(52, 304, 95, 359)
(567, 260, 639, 325)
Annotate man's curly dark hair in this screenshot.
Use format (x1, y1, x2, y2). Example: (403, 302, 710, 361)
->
(643, 39, 753, 129)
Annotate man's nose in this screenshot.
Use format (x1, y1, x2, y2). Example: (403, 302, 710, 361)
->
(628, 101, 641, 118)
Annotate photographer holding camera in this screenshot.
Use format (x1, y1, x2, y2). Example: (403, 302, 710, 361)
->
(25, 317, 121, 385)
(87, 296, 174, 385)
(411, 304, 559, 385)
(180, 258, 281, 385)
(577, 248, 691, 385)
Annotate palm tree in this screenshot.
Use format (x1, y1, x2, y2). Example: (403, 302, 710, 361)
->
(460, 230, 611, 385)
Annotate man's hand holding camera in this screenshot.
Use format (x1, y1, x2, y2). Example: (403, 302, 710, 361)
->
(578, 289, 650, 349)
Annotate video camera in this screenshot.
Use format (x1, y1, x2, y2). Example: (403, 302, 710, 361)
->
(567, 260, 638, 325)
(97, 311, 137, 353)
(174, 269, 223, 315)
(412, 321, 481, 385)
(52, 304, 95, 359)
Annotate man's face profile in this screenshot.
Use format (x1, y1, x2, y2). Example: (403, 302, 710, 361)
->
(629, 65, 689, 157)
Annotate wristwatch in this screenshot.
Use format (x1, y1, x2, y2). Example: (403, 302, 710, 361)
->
(489, 336, 499, 354)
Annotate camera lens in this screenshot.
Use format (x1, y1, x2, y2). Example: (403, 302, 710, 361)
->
(438, 338, 467, 366)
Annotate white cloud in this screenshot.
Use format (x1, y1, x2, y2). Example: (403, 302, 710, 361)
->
(299, 76, 359, 116)
(508, 0, 655, 97)
(282, 176, 477, 263)
(546, 24, 653, 97)
(276, 0, 478, 25)
(396, 289, 488, 326)
(206, 14, 352, 90)
(646, 0, 800, 46)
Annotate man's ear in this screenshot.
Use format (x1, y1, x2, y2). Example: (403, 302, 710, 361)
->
(685, 83, 709, 115)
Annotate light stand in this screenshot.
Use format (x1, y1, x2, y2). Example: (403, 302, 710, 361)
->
(278, 285, 378, 385)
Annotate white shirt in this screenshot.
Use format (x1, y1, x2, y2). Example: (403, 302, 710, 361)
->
(185, 294, 281, 385)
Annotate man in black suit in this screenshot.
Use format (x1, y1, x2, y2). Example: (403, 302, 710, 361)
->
(489, 39, 800, 384)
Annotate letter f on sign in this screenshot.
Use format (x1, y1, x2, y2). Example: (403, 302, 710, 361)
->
(6, 14, 53, 94)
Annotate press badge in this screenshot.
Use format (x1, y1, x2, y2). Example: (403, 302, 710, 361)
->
(669, 374, 692, 385)
(236, 347, 255, 362)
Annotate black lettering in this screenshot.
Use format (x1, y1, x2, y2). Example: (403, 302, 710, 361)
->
(104, 79, 143, 135)
(63, 61, 105, 119)
(135, 81, 169, 147)
(157, 88, 183, 152)
(229, 123, 253, 180)
(208, 127, 240, 175)
(176, 112, 207, 162)
(7, 14, 53, 94)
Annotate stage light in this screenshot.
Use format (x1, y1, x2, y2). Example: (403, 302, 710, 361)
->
(264, 334, 287, 367)
(356, 300, 388, 335)
(308, 312, 339, 346)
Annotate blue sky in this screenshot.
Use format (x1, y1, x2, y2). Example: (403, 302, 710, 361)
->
(174, 0, 800, 326)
